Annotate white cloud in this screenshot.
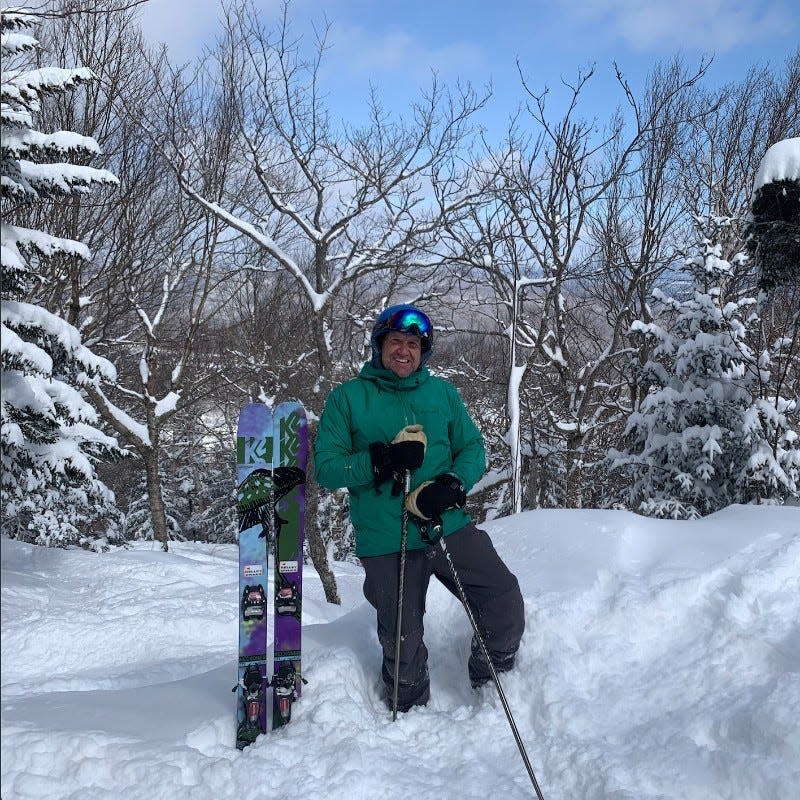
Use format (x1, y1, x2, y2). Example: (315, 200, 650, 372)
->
(136, 0, 222, 64)
(135, 3, 485, 83)
(564, 0, 796, 52)
(328, 21, 486, 81)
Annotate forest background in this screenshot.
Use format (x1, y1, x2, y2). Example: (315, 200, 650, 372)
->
(2, 1, 798, 606)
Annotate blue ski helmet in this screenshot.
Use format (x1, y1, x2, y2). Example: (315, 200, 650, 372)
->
(370, 304, 434, 369)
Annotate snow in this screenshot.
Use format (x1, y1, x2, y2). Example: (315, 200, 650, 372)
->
(0, 31, 38, 56)
(542, 332, 567, 368)
(154, 390, 181, 418)
(1, 129, 103, 158)
(3, 66, 95, 102)
(1, 221, 92, 262)
(2, 299, 116, 381)
(89, 384, 152, 448)
(15, 160, 118, 195)
(753, 137, 800, 193)
(0, 323, 53, 374)
(2, 505, 799, 800)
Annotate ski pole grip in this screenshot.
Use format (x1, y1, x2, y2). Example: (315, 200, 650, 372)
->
(420, 516, 444, 544)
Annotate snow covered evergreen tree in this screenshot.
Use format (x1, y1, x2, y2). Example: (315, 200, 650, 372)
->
(124, 473, 183, 543)
(611, 215, 797, 518)
(1, 9, 121, 545)
(741, 390, 799, 503)
(172, 446, 237, 544)
(193, 468, 237, 543)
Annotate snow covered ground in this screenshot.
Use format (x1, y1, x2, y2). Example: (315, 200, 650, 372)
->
(2, 505, 799, 800)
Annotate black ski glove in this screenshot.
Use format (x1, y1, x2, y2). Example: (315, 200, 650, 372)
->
(405, 474, 466, 520)
(369, 427, 426, 487)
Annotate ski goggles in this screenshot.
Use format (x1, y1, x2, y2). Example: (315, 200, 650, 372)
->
(378, 308, 433, 344)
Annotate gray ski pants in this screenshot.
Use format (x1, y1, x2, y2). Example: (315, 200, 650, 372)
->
(360, 522, 525, 711)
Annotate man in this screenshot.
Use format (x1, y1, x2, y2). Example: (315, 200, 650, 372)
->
(315, 304, 525, 712)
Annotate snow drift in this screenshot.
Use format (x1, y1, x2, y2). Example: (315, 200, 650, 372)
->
(2, 505, 798, 799)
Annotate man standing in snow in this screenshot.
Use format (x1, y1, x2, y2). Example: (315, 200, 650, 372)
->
(315, 304, 525, 712)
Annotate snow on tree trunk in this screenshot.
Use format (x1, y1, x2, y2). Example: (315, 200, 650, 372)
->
(507, 362, 525, 515)
(507, 279, 526, 514)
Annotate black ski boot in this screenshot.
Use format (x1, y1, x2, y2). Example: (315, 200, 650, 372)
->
(468, 634, 516, 689)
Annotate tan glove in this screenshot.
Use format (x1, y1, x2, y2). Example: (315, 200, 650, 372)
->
(392, 424, 427, 451)
(406, 474, 467, 520)
(405, 480, 435, 519)
(369, 425, 426, 488)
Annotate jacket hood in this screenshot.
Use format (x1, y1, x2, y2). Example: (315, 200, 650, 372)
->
(358, 361, 430, 391)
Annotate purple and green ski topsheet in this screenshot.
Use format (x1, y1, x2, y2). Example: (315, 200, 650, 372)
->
(235, 403, 273, 749)
(235, 401, 307, 747)
(271, 401, 307, 729)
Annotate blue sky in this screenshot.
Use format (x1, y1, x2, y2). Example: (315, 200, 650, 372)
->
(138, 0, 799, 142)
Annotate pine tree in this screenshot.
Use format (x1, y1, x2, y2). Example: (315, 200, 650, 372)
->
(189, 452, 239, 544)
(742, 138, 800, 501)
(195, 469, 238, 543)
(741, 393, 799, 503)
(1, 9, 121, 545)
(611, 216, 796, 518)
(746, 138, 800, 292)
(171, 451, 235, 544)
(747, 178, 800, 292)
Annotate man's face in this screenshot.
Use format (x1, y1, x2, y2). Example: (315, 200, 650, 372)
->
(381, 331, 422, 378)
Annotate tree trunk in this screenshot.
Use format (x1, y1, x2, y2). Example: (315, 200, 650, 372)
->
(565, 435, 583, 509)
(192, 460, 207, 543)
(310, 315, 334, 394)
(144, 448, 169, 551)
(305, 423, 341, 604)
(528, 451, 540, 509)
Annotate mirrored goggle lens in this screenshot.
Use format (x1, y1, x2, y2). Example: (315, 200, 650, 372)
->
(384, 308, 432, 338)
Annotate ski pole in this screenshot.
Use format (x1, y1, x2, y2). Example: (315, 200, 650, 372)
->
(437, 533, 545, 800)
(392, 469, 412, 722)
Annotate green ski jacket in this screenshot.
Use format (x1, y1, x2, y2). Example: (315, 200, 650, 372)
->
(314, 362, 486, 557)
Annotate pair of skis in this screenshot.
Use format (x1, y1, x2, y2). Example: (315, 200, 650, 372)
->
(235, 401, 307, 749)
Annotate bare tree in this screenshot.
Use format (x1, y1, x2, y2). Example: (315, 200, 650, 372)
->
(135, 0, 488, 592)
(22, 2, 162, 340)
(86, 227, 232, 550)
(145, 1, 487, 390)
(445, 58, 712, 508)
(22, 3, 251, 550)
